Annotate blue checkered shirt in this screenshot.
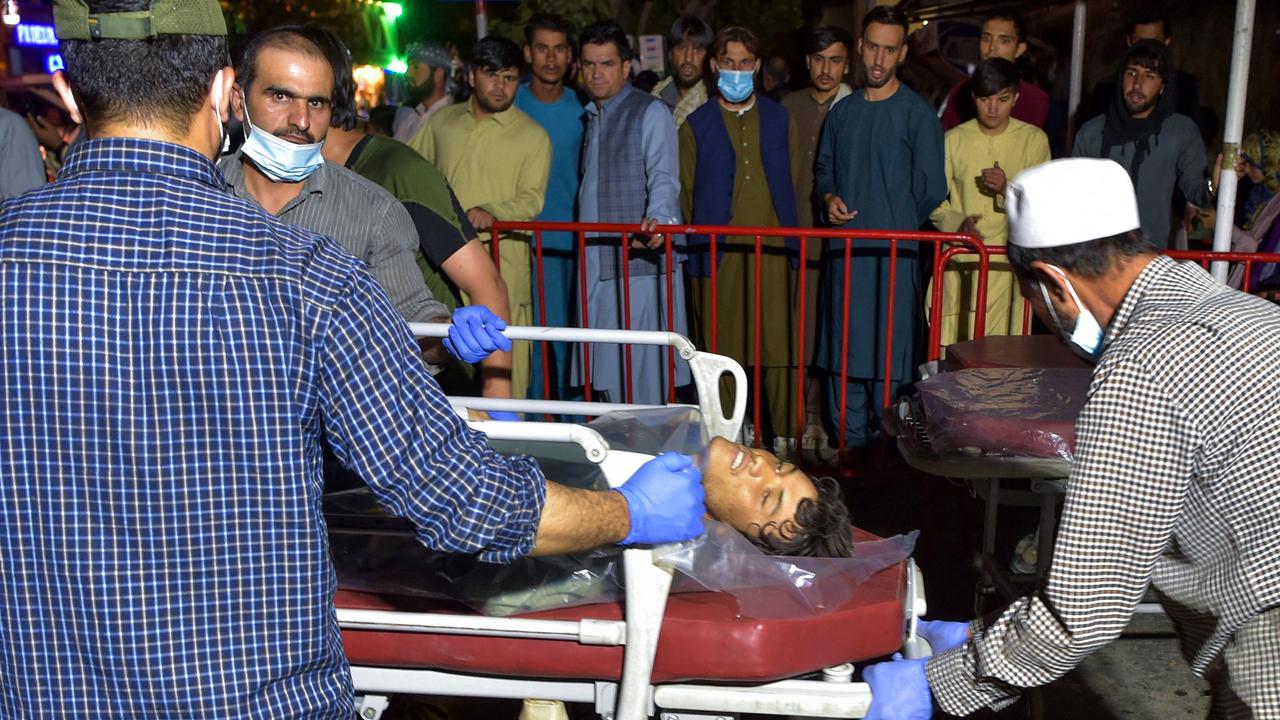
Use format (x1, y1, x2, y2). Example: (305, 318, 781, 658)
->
(0, 139, 546, 718)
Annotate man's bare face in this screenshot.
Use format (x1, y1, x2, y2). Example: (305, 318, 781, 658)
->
(979, 19, 1025, 62)
(701, 437, 818, 542)
(806, 42, 849, 93)
(234, 45, 333, 144)
(859, 22, 907, 89)
(1121, 63, 1164, 116)
(974, 85, 1018, 131)
(525, 28, 573, 86)
(581, 42, 630, 102)
(670, 39, 707, 89)
(470, 65, 519, 114)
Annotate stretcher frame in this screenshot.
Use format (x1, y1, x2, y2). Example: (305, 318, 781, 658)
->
(337, 325, 928, 720)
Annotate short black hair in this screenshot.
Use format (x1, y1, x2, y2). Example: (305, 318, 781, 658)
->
(59, 0, 229, 137)
(471, 36, 522, 73)
(804, 25, 854, 56)
(984, 12, 1026, 45)
(750, 475, 854, 558)
(236, 26, 328, 98)
(1123, 38, 1171, 82)
(580, 20, 634, 61)
(524, 12, 577, 54)
(292, 24, 356, 132)
(1007, 230, 1155, 280)
(862, 5, 909, 38)
(970, 57, 1020, 98)
(1127, 5, 1171, 40)
(367, 105, 397, 136)
(669, 15, 713, 50)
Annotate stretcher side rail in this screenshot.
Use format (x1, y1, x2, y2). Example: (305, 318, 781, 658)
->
(410, 323, 747, 443)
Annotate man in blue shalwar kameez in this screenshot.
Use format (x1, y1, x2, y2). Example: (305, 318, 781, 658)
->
(814, 5, 945, 448)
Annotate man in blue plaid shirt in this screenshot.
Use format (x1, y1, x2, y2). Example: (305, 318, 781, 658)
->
(0, 1, 706, 717)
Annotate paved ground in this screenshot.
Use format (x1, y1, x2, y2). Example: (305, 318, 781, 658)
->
(374, 437, 1211, 719)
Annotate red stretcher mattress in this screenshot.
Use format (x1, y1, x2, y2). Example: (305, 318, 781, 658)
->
(917, 368, 1092, 460)
(338, 528, 906, 683)
(945, 335, 1092, 371)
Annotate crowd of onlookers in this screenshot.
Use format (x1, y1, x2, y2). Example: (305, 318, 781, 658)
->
(0, 4, 1275, 457)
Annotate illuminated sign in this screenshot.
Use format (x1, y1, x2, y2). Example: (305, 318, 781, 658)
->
(16, 23, 58, 47)
(45, 53, 63, 73)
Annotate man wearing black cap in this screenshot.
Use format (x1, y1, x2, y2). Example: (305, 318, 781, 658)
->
(1, 1, 708, 715)
(1071, 40, 1213, 249)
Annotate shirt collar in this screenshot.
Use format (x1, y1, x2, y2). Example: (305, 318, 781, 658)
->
(60, 137, 225, 188)
(1103, 254, 1174, 343)
(220, 148, 329, 200)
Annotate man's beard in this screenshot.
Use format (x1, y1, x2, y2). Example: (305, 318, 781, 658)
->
(674, 66, 703, 90)
(475, 93, 513, 114)
(1125, 93, 1157, 116)
(863, 64, 893, 89)
(407, 74, 435, 105)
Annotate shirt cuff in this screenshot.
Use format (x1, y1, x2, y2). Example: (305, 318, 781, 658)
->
(924, 621, 1022, 716)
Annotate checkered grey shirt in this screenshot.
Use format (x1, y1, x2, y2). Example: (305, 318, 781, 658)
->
(927, 255, 1280, 714)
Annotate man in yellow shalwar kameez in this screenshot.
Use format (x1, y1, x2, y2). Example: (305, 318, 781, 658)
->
(930, 57, 1050, 346)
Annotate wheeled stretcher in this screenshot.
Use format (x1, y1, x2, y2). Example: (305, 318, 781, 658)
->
(330, 326, 929, 720)
(886, 336, 1089, 608)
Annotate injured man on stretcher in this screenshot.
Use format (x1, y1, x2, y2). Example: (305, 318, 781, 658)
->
(326, 408, 859, 615)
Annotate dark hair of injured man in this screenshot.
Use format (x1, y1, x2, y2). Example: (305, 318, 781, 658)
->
(702, 436, 854, 558)
(1007, 228, 1156, 280)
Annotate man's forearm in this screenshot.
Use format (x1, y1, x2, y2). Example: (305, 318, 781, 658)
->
(464, 277, 514, 399)
(532, 482, 629, 556)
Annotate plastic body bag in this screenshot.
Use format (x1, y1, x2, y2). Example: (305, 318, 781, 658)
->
(325, 407, 915, 618)
(913, 368, 1092, 461)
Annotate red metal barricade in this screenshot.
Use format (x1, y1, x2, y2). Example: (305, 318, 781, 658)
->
(932, 245, 1280, 341)
(488, 221, 988, 452)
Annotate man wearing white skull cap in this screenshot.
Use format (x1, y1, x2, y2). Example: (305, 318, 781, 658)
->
(861, 158, 1280, 720)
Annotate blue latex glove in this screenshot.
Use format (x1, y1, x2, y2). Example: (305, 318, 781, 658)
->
(444, 306, 511, 364)
(864, 654, 933, 720)
(486, 411, 520, 421)
(614, 453, 706, 545)
(917, 619, 970, 654)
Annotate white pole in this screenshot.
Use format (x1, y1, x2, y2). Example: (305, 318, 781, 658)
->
(1066, 0, 1087, 147)
(475, 0, 488, 40)
(1211, 0, 1257, 283)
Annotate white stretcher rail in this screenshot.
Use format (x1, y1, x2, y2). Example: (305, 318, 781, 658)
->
(410, 324, 748, 444)
(336, 609, 626, 646)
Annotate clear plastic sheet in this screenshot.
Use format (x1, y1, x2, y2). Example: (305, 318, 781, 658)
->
(915, 368, 1093, 461)
(326, 407, 915, 619)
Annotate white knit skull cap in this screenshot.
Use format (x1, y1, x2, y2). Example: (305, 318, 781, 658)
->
(1007, 158, 1141, 248)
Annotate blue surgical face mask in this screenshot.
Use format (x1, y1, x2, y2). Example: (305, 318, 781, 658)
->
(1036, 265, 1104, 362)
(717, 68, 755, 104)
(238, 94, 325, 183)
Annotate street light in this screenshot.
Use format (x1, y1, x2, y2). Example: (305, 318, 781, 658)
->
(386, 58, 407, 74)
(3, 1, 21, 26)
(381, 2, 403, 21)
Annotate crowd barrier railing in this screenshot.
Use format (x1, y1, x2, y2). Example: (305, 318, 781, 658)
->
(937, 245, 1280, 338)
(486, 221, 988, 451)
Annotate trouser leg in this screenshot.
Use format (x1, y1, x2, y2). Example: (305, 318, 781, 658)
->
(821, 373, 871, 448)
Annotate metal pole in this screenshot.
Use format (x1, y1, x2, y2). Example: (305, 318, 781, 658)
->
(475, 0, 489, 40)
(1065, 0, 1086, 150)
(1211, 0, 1257, 283)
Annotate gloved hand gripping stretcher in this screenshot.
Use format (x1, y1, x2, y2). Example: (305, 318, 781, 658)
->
(331, 325, 930, 720)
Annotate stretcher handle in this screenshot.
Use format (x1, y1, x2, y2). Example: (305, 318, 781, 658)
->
(410, 323, 697, 360)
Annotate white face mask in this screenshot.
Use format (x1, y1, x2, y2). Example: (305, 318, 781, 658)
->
(237, 91, 325, 183)
(1036, 264, 1105, 362)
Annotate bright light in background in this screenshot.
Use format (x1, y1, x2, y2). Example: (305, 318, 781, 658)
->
(3, 1, 21, 25)
(386, 58, 407, 74)
(922, 20, 929, 26)
(381, 2, 403, 21)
